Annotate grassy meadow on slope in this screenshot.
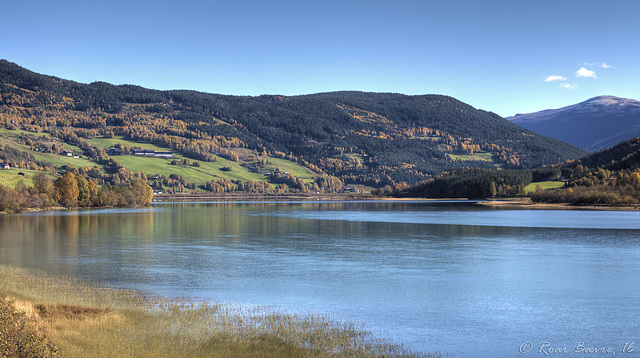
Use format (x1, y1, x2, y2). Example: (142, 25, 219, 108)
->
(524, 181, 565, 194)
(0, 168, 57, 188)
(86, 136, 316, 185)
(0, 128, 95, 168)
(0, 129, 316, 191)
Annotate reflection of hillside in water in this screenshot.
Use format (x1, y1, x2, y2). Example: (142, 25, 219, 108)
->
(0, 209, 154, 277)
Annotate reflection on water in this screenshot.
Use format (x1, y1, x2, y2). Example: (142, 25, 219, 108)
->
(1, 201, 640, 357)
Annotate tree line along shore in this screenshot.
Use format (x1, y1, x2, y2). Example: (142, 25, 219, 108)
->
(0, 172, 152, 213)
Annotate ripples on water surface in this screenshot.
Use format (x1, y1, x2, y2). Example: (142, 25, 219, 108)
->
(1, 200, 640, 357)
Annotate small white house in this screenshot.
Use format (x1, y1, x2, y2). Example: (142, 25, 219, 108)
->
(0, 163, 10, 169)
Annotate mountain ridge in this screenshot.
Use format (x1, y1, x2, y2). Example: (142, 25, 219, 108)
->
(508, 95, 640, 152)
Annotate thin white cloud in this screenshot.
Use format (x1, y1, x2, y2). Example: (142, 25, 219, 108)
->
(560, 83, 578, 90)
(576, 67, 597, 78)
(583, 62, 613, 69)
(544, 75, 567, 82)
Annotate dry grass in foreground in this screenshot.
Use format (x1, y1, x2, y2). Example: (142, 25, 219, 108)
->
(0, 265, 443, 357)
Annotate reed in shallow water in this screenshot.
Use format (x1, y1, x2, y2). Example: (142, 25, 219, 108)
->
(0, 265, 443, 357)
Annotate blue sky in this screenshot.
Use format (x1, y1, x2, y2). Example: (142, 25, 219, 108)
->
(3, 0, 638, 117)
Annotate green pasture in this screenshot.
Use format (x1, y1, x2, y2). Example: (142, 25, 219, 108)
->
(524, 181, 565, 194)
(1, 132, 316, 187)
(84, 136, 169, 152)
(266, 158, 315, 179)
(0, 127, 50, 138)
(447, 151, 494, 162)
(118, 155, 268, 184)
(87, 136, 312, 183)
(32, 152, 98, 169)
(0, 128, 98, 169)
(0, 168, 58, 189)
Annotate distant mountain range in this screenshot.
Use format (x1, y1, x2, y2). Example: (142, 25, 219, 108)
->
(508, 96, 640, 152)
(0, 60, 586, 187)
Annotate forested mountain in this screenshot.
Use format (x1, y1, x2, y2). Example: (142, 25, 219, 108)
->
(530, 136, 640, 206)
(384, 135, 640, 202)
(508, 96, 640, 152)
(0, 60, 586, 187)
(569, 136, 640, 171)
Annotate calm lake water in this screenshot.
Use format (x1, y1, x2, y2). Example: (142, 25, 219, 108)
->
(1, 200, 640, 357)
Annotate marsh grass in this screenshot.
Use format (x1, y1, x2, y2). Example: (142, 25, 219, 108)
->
(0, 265, 440, 357)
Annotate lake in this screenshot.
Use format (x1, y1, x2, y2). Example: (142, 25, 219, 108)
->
(1, 200, 639, 357)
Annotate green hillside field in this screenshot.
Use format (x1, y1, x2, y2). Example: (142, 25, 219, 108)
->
(0, 130, 316, 190)
(86, 136, 314, 184)
(524, 181, 565, 194)
(447, 151, 494, 162)
(0, 168, 57, 189)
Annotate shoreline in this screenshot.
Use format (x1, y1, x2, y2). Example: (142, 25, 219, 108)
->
(4, 194, 638, 213)
(155, 193, 640, 210)
(477, 197, 640, 211)
(152, 192, 365, 201)
(152, 193, 469, 202)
